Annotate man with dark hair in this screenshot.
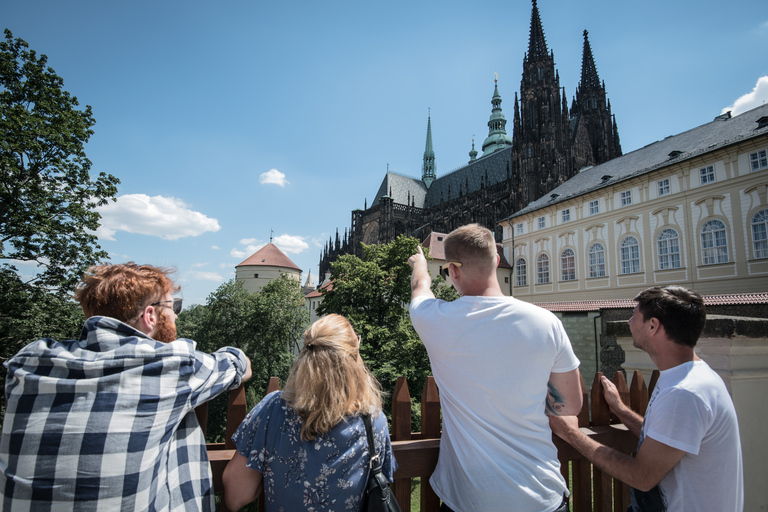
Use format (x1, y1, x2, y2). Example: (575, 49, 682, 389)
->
(550, 286, 743, 511)
(0, 263, 252, 511)
(408, 224, 582, 512)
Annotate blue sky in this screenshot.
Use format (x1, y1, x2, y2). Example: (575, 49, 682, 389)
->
(4, 0, 768, 305)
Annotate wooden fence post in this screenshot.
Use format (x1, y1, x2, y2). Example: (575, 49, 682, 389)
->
(420, 376, 441, 512)
(612, 372, 632, 511)
(224, 385, 247, 450)
(571, 372, 591, 512)
(391, 377, 412, 511)
(629, 370, 648, 416)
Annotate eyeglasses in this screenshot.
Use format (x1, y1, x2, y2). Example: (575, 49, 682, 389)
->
(440, 262, 462, 279)
(151, 298, 183, 315)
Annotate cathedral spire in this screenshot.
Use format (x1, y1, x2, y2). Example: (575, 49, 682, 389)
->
(422, 110, 436, 188)
(481, 75, 513, 156)
(527, 0, 549, 61)
(579, 30, 600, 91)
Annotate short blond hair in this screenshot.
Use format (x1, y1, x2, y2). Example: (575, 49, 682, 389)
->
(443, 224, 497, 273)
(281, 314, 383, 441)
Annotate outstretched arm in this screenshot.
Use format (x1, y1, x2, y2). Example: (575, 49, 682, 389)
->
(408, 245, 435, 301)
(600, 375, 643, 437)
(549, 415, 685, 491)
(546, 369, 583, 416)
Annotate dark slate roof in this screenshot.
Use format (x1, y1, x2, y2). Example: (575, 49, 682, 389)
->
(423, 147, 513, 208)
(507, 103, 768, 220)
(372, 172, 428, 207)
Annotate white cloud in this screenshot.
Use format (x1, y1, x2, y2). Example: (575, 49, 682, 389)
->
(274, 234, 309, 254)
(231, 238, 266, 260)
(191, 262, 208, 268)
(189, 270, 225, 282)
(211, 245, 221, 250)
(722, 76, 768, 117)
(96, 194, 220, 241)
(260, 169, 289, 187)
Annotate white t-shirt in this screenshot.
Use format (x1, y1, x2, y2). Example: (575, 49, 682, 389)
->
(630, 360, 743, 512)
(410, 295, 580, 512)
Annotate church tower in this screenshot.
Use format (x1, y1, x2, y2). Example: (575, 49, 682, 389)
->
(514, 0, 572, 206)
(571, 30, 622, 165)
(422, 112, 436, 188)
(481, 77, 514, 156)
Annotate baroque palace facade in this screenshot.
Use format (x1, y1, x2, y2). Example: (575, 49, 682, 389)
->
(319, 0, 622, 277)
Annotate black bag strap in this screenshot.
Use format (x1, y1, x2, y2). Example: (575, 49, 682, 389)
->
(362, 414, 382, 472)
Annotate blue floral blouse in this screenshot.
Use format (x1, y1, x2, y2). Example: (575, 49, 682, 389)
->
(232, 391, 397, 512)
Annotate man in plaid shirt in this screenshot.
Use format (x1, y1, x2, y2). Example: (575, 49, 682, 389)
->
(0, 263, 252, 511)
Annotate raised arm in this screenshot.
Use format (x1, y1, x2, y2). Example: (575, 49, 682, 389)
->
(545, 369, 583, 416)
(408, 245, 435, 301)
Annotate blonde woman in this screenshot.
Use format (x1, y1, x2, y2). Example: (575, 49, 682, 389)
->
(222, 314, 396, 511)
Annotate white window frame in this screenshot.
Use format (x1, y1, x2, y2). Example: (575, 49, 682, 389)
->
(699, 165, 715, 185)
(588, 243, 606, 278)
(657, 228, 681, 270)
(620, 190, 632, 207)
(515, 258, 527, 286)
(560, 249, 575, 281)
(536, 254, 550, 284)
(562, 209, 571, 223)
(516, 223, 524, 236)
(751, 210, 768, 259)
(538, 216, 546, 229)
(657, 178, 670, 197)
(620, 236, 641, 274)
(700, 220, 729, 264)
(589, 200, 599, 215)
(750, 149, 767, 172)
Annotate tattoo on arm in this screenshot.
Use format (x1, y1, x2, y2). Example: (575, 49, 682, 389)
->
(546, 382, 566, 416)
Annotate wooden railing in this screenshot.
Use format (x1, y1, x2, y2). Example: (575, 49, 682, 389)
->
(198, 369, 658, 512)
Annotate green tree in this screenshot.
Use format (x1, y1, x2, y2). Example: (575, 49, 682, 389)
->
(1, 29, 119, 290)
(318, 236, 457, 425)
(176, 276, 308, 442)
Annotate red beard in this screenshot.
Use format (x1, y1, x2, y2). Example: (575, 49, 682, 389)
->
(153, 310, 178, 343)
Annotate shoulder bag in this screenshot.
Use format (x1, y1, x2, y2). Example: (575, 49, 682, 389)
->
(361, 414, 402, 512)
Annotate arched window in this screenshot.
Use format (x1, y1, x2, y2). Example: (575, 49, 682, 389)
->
(620, 236, 641, 274)
(700, 220, 728, 264)
(536, 254, 550, 284)
(588, 243, 606, 278)
(515, 258, 527, 287)
(561, 249, 576, 281)
(657, 229, 681, 270)
(751, 210, 768, 259)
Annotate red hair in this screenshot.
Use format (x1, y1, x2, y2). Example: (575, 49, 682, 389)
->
(74, 263, 179, 322)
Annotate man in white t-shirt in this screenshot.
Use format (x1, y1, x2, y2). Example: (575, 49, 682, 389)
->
(549, 286, 744, 511)
(408, 224, 583, 512)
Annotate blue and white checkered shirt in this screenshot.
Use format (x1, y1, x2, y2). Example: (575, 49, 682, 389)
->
(0, 316, 248, 511)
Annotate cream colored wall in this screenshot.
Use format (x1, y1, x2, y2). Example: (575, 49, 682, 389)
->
(235, 266, 301, 294)
(503, 135, 768, 301)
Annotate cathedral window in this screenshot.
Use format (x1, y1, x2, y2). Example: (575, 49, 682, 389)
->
(657, 179, 670, 197)
(515, 258, 527, 286)
(751, 210, 768, 259)
(620, 190, 632, 207)
(750, 149, 767, 172)
(560, 249, 576, 281)
(657, 229, 681, 270)
(589, 200, 599, 215)
(701, 220, 728, 264)
(536, 254, 550, 284)
(562, 209, 571, 223)
(620, 236, 641, 274)
(588, 243, 606, 278)
(699, 165, 715, 185)
(538, 216, 546, 229)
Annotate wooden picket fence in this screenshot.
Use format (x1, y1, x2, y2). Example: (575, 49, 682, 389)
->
(198, 369, 659, 512)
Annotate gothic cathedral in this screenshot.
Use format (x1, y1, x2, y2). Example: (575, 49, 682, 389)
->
(319, 0, 622, 277)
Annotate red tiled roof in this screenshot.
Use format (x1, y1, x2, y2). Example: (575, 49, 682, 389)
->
(304, 280, 334, 298)
(236, 243, 301, 271)
(534, 292, 768, 312)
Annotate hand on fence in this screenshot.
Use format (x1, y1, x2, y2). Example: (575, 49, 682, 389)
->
(600, 375, 625, 414)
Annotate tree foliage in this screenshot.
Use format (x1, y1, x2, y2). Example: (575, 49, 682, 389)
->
(1, 29, 119, 290)
(317, 236, 458, 423)
(176, 276, 308, 442)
